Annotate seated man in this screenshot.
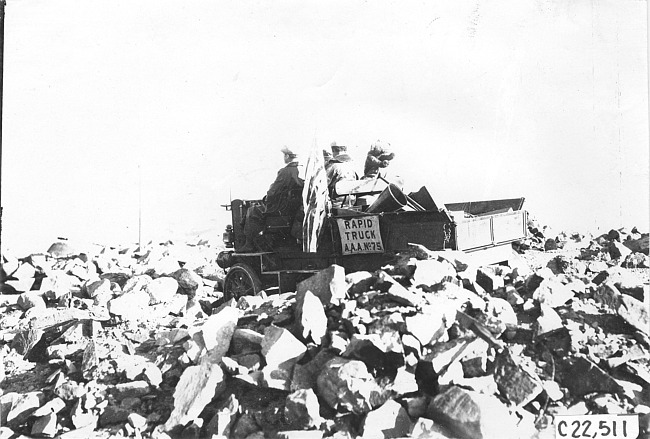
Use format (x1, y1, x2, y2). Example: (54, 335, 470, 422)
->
(326, 142, 358, 208)
(363, 140, 395, 179)
(241, 147, 304, 252)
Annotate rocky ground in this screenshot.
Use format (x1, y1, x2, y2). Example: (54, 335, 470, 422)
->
(0, 223, 648, 439)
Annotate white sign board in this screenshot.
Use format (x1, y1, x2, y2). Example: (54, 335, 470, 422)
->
(336, 216, 384, 255)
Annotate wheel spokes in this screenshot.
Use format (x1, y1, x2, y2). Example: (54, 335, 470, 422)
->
(228, 270, 253, 298)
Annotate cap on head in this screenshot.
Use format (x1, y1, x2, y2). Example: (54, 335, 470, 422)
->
(281, 146, 298, 158)
(371, 140, 390, 151)
(330, 142, 347, 153)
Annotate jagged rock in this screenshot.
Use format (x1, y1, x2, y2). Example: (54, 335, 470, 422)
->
(262, 325, 307, 367)
(360, 399, 411, 439)
(236, 294, 265, 311)
(6, 391, 44, 427)
(47, 241, 76, 257)
(316, 357, 382, 415)
(291, 349, 339, 391)
(11, 327, 45, 358)
(100, 272, 131, 288)
(111, 381, 151, 401)
(609, 241, 632, 259)
(588, 394, 627, 414)
(297, 264, 347, 308)
(534, 303, 563, 337)
(405, 310, 446, 346)
(587, 260, 609, 273)
(181, 420, 203, 438)
(532, 277, 575, 308)
(144, 277, 179, 304)
(123, 274, 152, 294)
(456, 375, 498, 395)
(16, 292, 46, 311)
(346, 271, 376, 297)
(128, 413, 148, 430)
(1, 252, 20, 279)
(172, 268, 202, 296)
(403, 396, 428, 419)
(343, 333, 403, 375)
(421, 337, 475, 376)
(142, 363, 163, 387)
(84, 278, 112, 305)
(70, 397, 98, 429)
(617, 293, 649, 335)
(284, 388, 322, 429)
(164, 361, 226, 431)
(32, 397, 66, 417)
(201, 305, 239, 362)
(205, 394, 239, 437)
(11, 261, 36, 282)
(330, 331, 350, 354)
(39, 272, 78, 300)
(542, 380, 564, 401)
(432, 249, 472, 273)
(560, 356, 624, 397)
(54, 381, 85, 401)
(107, 290, 150, 319)
(525, 268, 552, 292)
(594, 282, 649, 335)
(400, 242, 435, 260)
(3, 277, 35, 293)
(31, 412, 57, 437)
(486, 297, 517, 327)
(147, 255, 180, 277)
(622, 252, 650, 268)
(261, 325, 306, 389)
(457, 266, 478, 286)
(623, 235, 649, 254)
(0, 393, 17, 426)
(508, 252, 533, 278)
(493, 350, 543, 407)
(609, 268, 646, 300)
(544, 238, 558, 250)
(434, 281, 485, 311)
(412, 259, 456, 287)
(475, 266, 504, 293)
(99, 406, 131, 427)
(297, 290, 327, 345)
(461, 356, 488, 379)
(547, 255, 585, 275)
(425, 386, 516, 439)
(230, 328, 264, 355)
(390, 367, 419, 395)
(375, 270, 423, 307)
(231, 412, 261, 438)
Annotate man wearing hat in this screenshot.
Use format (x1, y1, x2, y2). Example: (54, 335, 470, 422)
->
(363, 140, 395, 179)
(241, 146, 304, 252)
(323, 149, 333, 171)
(326, 142, 358, 208)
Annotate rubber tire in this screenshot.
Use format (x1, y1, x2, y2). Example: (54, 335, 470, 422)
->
(223, 263, 263, 300)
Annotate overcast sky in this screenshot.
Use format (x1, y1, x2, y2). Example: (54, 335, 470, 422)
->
(1, 0, 648, 255)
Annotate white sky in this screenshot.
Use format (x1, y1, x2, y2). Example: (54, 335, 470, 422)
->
(1, 0, 648, 255)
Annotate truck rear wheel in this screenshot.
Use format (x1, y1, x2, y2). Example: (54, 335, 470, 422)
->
(223, 263, 262, 300)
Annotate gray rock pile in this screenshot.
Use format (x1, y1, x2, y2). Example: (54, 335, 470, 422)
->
(0, 225, 648, 439)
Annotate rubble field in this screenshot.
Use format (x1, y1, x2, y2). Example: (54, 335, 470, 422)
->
(0, 224, 648, 439)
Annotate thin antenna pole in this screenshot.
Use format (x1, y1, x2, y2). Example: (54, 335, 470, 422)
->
(0, 1, 6, 236)
(138, 164, 142, 249)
